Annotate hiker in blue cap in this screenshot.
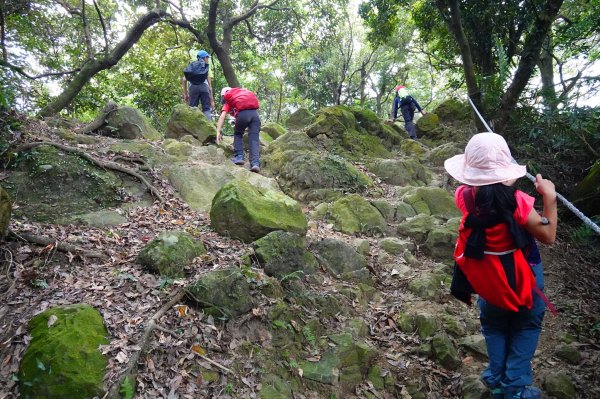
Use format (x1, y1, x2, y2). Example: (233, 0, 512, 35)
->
(182, 50, 215, 120)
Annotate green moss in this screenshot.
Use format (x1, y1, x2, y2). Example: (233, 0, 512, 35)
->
(105, 106, 162, 140)
(285, 108, 314, 130)
(329, 194, 386, 235)
(137, 231, 206, 277)
(19, 304, 109, 399)
(166, 104, 217, 143)
(210, 180, 308, 243)
(0, 187, 11, 237)
(4, 145, 122, 223)
(262, 122, 287, 139)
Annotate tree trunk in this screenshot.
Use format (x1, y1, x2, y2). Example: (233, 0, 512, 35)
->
(39, 9, 167, 117)
(538, 34, 557, 111)
(206, 0, 240, 88)
(436, 0, 484, 130)
(495, 0, 564, 132)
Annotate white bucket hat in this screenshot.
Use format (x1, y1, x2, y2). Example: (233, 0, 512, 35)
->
(444, 132, 527, 186)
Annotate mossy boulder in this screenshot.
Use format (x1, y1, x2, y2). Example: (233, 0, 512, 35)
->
(370, 200, 396, 222)
(432, 99, 471, 123)
(104, 106, 162, 140)
(432, 333, 460, 370)
(348, 106, 402, 146)
(428, 143, 463, 166)
(0, 186, 11, 238)
(187, 267, 253, 318)
(409, 275, 440, 299)
(313, 238, 367, 276)
(166, 104, 217, 143)
(3, 144, 122, 223)
(416, 113, 440, 136)
(397, 214, 440, 243)
(571, 160, 600, 216)
(285, 108, 314, 130)
(380, 237, 414, 255)
(210, 180, 308, 243)
(401, 187, 461, 219)
(328, 194, 387, 235)
(543, 372, 577, 399)
(423, 223, 459, 260)
(462, 374, 488, 399)
(306, 106, 356, 138)
(137, 231, 206, 278)
(395, 202, 417, 221)
(415, 313, 437, 338)
(554, 343, 582, 365)
(400, 139, 430, 159)
(460, 335, 488, 358)
(265, 149, 372, 201)
(266, 131, 316, 155)
(18, 304, 109, 399)
(396, 313, 415, 333)
(164, 140, 193, 157)
(261, 122, 287, 139)
(368, 158, 431, 186)
(253, 231, 317, 278)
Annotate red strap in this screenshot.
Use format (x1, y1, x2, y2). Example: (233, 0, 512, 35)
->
(532, 284, 558, 316)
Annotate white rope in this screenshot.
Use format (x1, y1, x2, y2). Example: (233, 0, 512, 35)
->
(466, 96, 600, 235)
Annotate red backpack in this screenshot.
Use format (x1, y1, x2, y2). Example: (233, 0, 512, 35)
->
(452, 187, 556, 314)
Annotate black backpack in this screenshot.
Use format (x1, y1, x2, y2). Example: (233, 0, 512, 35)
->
(184, 61, 209, 85)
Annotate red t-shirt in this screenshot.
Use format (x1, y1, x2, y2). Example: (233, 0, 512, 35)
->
(221, 88, 259, 117)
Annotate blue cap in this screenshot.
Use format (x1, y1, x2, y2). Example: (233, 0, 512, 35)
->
(197, 50, 210, 59)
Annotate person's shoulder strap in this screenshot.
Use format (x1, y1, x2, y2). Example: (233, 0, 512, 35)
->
(462, 186, 475, 213)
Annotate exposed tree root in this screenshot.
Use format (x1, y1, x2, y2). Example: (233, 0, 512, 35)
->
(8, 230, 108, 259)
(105, 289, 185, 399)
(14, 141, 165, 203)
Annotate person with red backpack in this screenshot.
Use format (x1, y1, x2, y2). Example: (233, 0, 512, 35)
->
(216, 87, 261, 173)
(444, 133, 557, 399)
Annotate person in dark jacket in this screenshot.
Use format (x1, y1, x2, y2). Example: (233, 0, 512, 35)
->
(392, 85, 426, 139)
(182, 50, 215, 120)
(216, 87, 261, 173)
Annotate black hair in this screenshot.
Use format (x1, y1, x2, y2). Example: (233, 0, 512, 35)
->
(474, 183, 517, 218)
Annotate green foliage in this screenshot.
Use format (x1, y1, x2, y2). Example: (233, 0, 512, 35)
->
(120, 375, 136, 399)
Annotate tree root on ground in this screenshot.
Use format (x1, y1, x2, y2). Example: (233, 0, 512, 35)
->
(14, 141, 165, 203)
(105, 289, 185, 399)
(8, 230, 108, 259)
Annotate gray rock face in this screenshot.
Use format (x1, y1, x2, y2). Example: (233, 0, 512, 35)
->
(285, 108, 314, 130)
(253, 231, 317, 278)
(380, 237, 415, 255)
(544, 371, 577, 399)
(328, 194, 387, 236)
(137, 231, 206, 278)
(313, 238, 367, 276)
(104, 106, 161, 140)
(460, 335, 488, 358)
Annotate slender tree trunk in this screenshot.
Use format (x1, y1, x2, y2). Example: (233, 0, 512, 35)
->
(538, 34, 557, 111)
(276, 79, 283, 122)
(496, 0, 564, 132)
(39, 9, 167, 117)
(436, 0, 484, 130)
(207, 0, 240, 87)
(0, 0, 6, 62)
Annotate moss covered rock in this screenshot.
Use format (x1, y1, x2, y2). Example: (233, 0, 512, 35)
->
(400, 139, 430, 158)
(166, 104, 217, 143)
(554, 343, 582, 365)
(415, 313, 437, 338)
(285, 108, 314, 131)
(544, 372, 577, 399)
(409, 275, 440, 299)
(138, 231, 206, 277)
(462, 374, 489, 399)
(368, 158, 431, 186)
(416, 113, 440, 136)
(397, 214, 440, 243)
(348, 106, 402, 146)
(432, 99, 471, 123)
(104, 106, 162, 140)
(0, 186, 11, 238)
(210, 180, 308, 243)
(401, 187, 461, 219)
(187, 267, 253, 318)
(432, 333, 460, 370)
(164, 140, 193, 157)
(306, 106, 356, 138)
(329, 194, 387, 235)
(571, 160, 600, 216)
(19, 304, 109, 399)
(3, 144, 122, 223)
(428, 143, 463, 166)
(423, 223, 459, 260)
(261, 122, 287, 139)
(313, 238, 367, 276)
(253, 231, 317, 278)
(380, 237, 414, 255)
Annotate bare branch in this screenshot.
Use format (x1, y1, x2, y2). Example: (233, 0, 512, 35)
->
(81, 0, 93, 59)
(92, 0, 109, 53)
(0, 59, 81, 79)
(228, 0, 280, 28)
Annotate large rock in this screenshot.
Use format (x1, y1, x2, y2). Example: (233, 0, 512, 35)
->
(428, 143, 463, 166)
(368, 158, 431, 186)
(401, 187, 461, 219)
(348, 106, 402, 146)
(265, 148, 372, 201)
(397, 214, 441, 243)
(416, 113, 440, 136)
(462, 375, 488, 399)
(19, 304, 108, 399)
(166, 104, 217, 143)
(285, 108, 314, 130)
(543, 372, 577, 399)
(261, 122, 287, 139)
(423, 222, 459, 260)
(210, 180, 308, 243)
(329, 194, 387, 235)
(0, 186, 11, 238)
(313, 238, 367, 276)
(137, 231, 206, 277)
(187, 267, 253, 318)
(571, 160, 600, 217)
(253, 231, 317, 278)
(4, 144, 122, 223)
(432, 333, 461, 370)
(167, 162, 280, 212)
(432, 99, 471, 123)
(104, 106, 161, 140)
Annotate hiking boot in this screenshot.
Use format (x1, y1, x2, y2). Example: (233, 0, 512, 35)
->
(250, 163, 260, 173)
(231, 155, 245, 166)
(505, 387, 542, 399)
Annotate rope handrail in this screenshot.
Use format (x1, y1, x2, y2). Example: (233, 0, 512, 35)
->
(466, 96, 600, 236)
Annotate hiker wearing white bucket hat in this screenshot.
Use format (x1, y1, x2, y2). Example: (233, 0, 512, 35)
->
(445, 132, 558, 399)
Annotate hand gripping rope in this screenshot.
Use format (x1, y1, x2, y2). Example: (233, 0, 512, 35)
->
(466, 96, 600, 236)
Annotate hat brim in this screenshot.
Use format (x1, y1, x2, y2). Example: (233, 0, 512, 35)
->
(444, 154, 527, 186)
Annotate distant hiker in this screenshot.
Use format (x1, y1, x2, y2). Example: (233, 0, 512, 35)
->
(216, 87, 261, 173)
(445, 133, 557, 399)
(182, 50, 215, 120)
(392, 85, 425, 139)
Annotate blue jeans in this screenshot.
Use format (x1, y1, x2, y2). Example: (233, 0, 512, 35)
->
(234, 109, 261, 165)
(478, 262, 546, 394)
(189, 84, 212, 120)
(401, 104, 417, 138)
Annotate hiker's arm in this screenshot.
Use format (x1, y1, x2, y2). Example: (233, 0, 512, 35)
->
(216, 111, 227, 144)
(524, 174, 557, 244)
(181, 77, 189, 103)
(414, 99, 425, 114)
